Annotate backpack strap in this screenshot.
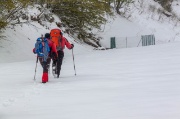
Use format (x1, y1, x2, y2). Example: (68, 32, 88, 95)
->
(42, 38, 50, 62)
(57, 36, 62, 51)
(35, 38, 42, 56)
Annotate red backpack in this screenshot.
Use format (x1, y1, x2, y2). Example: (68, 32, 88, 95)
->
(50, 29, 62, 51)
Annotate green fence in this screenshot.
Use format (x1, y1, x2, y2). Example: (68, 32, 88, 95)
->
(141, 35, 155, 46)
(110, 37, 116, 49)
(109, 35, 155, 49)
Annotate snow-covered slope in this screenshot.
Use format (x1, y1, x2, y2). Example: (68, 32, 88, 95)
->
(126, 0, 180, 42)
(0, 24, 48, 63)
(0, 5, 93, 63)
(98, 0, 180, 47)
(1, 0, 180, 62)
(0, 41, 180, 119)
(0, 2, 180, 119)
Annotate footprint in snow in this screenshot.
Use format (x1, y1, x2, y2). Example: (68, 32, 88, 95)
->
(2, 98, 15, 107)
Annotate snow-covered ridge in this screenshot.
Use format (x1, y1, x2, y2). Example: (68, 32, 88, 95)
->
(98, 0, 180, 47)
(123, 0, 180, 42)
(1, 0, 180, 63)
(0, 5, 95, 63)
(0, 5, 62, 63)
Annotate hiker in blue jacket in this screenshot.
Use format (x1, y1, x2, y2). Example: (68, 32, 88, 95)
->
(34, 35, 49, 83)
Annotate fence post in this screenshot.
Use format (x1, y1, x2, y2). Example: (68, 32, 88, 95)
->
(126, 37, 127, 48)
(152, 35, 155, 45)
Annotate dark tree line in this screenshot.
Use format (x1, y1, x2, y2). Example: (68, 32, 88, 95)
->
(154, 0, 173, 12)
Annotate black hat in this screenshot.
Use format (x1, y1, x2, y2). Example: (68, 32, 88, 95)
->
(45, 33, 50, 39)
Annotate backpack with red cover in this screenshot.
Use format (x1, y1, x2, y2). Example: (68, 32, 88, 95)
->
(50, 29, 62, 51)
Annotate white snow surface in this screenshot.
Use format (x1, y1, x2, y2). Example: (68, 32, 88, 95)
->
(0, 2, 180, 119)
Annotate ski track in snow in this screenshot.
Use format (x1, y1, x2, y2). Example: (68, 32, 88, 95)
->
(0, 69, 61, 108)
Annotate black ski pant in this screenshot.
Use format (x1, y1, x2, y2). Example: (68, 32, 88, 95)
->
(39, 57, 51, 73)
(56, 50, 64, 77)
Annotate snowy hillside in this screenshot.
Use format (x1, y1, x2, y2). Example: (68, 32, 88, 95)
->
(1, 1, 180, 62)
(0, 1, 180, 119)
(0, 5, 94, 63)
(1, 40, 180, 119)
(99, 0, 180, 47)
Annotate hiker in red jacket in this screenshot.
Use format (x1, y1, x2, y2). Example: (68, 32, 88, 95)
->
(50, 28, 74, 78)
(33, 33, 58, 83)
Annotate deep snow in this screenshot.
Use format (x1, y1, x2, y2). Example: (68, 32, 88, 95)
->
(0, 41, 180, 119)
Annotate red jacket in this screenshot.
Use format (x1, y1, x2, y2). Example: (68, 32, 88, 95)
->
(59, 36, 73, 51)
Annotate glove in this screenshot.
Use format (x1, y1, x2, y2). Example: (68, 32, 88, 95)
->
(71, 44, 74, 49)
(33, 48, 36, 54)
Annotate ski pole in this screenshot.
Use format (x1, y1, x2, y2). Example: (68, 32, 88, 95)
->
(33, 56, 38, 80)
(72, 48, 76, 76)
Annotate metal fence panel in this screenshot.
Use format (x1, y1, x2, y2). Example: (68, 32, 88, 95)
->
(110, 37, 116, 48)
(115, 36, 141, 48)
(141, 35, 155, 46)
(108, 35, 155, 49)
